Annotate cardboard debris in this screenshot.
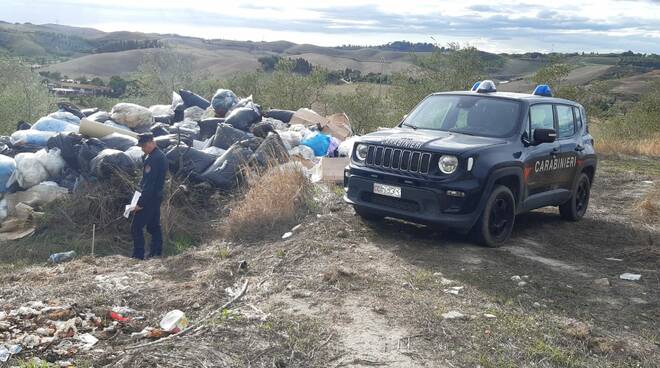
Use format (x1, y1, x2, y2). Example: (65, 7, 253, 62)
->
(289, 108, 329, 127)
(311, 157, 350, 183)
(322, 113, 353, 141)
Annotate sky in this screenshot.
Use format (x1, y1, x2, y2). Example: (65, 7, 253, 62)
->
(3, 0, 660, 53)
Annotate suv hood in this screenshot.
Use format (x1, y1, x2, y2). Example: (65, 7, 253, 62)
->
(359, 127, 507, 154)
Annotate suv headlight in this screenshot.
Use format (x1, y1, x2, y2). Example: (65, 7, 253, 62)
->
(355, 144, 368, 162)
(438, 155, 459, 174)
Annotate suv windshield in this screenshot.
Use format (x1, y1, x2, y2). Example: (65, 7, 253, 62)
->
(402, 95, 522, 138)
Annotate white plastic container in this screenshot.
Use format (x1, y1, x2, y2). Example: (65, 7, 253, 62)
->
(159, 310, 189, 333)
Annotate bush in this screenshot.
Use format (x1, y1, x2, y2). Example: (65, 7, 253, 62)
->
(224, 165, 312, 241)
(0, 58, 55, 134)
(321, 84, 394, 134)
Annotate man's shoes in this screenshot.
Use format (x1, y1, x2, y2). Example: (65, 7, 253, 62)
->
(145, 253, 162, 260)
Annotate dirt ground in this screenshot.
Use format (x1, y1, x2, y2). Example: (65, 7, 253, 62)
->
(1, 156, 658, 368)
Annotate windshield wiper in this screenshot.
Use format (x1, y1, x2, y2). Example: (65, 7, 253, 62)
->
(402, 122, 418, 130)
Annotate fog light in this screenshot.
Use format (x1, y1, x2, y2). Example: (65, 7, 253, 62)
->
(446, 190, 465, 197)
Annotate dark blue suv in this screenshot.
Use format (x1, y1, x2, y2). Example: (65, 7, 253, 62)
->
(344, 81, 597, 247)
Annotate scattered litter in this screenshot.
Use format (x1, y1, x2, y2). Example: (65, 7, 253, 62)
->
(483, 313, 497, 319)
(444, 286, 464, 295)
(160, 310, 189, 333)
(511, 275, 521, 281)
(605, 257, 623, 262)
(518, 281, 528, 287)
(95, 271, 152, 291)
(282, 232, 293, 239)
(291, 224, 302, 232)
(78, 333, 98, 349)
(593, 278, 610, 287)
(48, 250, 76, 264)
(619, 273, 641, 281)
(441, 311, 465, 320)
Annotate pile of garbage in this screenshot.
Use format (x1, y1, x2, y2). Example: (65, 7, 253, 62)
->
(0, 89, 357, 239)
(0, 300, 190, 365)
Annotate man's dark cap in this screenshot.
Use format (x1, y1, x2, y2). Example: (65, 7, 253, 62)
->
(137, 133, 154, 145)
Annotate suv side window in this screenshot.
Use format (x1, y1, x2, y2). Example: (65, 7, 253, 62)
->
(573, 106, 583, 132)
(529, 104, 554, 140)
(556, 105, 575, 138)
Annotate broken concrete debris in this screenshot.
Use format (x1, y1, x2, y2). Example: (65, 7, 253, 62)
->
(0, 88, 357, 239)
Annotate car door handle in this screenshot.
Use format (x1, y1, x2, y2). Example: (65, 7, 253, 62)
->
(575, 145, 585, 152)
(551, 147, 560, 155)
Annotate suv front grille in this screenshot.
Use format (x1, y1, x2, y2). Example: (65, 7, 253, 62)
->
(365, 145, 431, 174)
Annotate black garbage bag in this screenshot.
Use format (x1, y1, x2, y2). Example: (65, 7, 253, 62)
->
(179, 89, 210, 110)
(201, 144, 253, 190)
(154, 135, 177, 150)
(100, 133, 138, 151)
(224, 106, 261, 132)
(169, 126, 198, 142)
(264, 109, 294, 123)
(57, 101, 85, 119)
(173, 104, 185, 124)
(150, 123, 170, 137)
(90, 149, 136, 179)
(154, 114, 173, 125)
(211, 123, 251, 150)
(251, 121, 275, 138)
(88, 111, 111, 123)
(199, 118, 223, 141)
(81, 108, 100, 117)
(165, 145, 218, 180)
(47, 132, 84, 170)
(16, 121, 31, 130)
(254, 133, 289, 166)
(77, 138, 107, 173)
(56, 167, 81, 192)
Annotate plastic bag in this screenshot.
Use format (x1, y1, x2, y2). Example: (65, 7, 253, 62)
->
(150, 123, 170, 137)
(212, 123, 250, 150)
(77, 138, 107, 173)
(0, 155, 16, 192)
(264, 109, 294, 123)
(81, 108, 99, 117)
(11, 181, 69, 207)
(179, 89, 210, 110)
(10, 130, 57, 147)
(171, 91, 184, 111)
(154, 114, 173, 125)
(90, 149, 136, 179)
(224, 106, 261, 132)
(228, 95, 254, 113)
(165, 145, 218, 180)
(184, 106, 205, 122)
(254, 133, 289, 166)
(48, 111, 80, 125)
(199, 118, 223, 140)
(301, 132, 331, 157)
(338, 136, 360, 157)
(31, 117, 79, 133)
(149, 105, 174, 116)
(125, 146, 145, 167)
(154, 135, 178, 150)
(201, 144, 253, 190)
(262, 117, 288, 130)
(210, 89, 238, 116)
(16, 121, 32, 130)
(57, 101, 85, 119)
(110, 103, 153, 129)
(251, 121, 275, 138)
(35, 148, 66, 177)
(87, 110, 111, 123)
(277, 130, 303, 150)
(289, 145, 315, 161)
(327, 136, 341, 157)
(10, 152, 49, 189)
(202, 146, 226, 156)
(47, 133, 84, 170)
(101, 133, 138, 151)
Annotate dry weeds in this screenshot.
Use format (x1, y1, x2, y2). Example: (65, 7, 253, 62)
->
(596, 135, 660, 157)
(224, 165, 312, 241)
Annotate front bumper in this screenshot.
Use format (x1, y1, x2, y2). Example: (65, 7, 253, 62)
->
(343, 167, 484, 229)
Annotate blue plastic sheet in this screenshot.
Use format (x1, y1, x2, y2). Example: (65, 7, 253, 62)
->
(32, 117, 79, 133)
(301, 132, 331, 157)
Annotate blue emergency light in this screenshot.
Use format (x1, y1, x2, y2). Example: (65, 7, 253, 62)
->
(476, 80, 497, 93)
(470, 81, 481, 91)
(533, 84, 553, 97)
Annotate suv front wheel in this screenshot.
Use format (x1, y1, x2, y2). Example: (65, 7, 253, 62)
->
(472, 185, 516, 247)
(559, 173, 591, 221)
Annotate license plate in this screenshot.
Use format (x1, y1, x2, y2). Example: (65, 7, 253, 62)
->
(373, 183, 401, 198)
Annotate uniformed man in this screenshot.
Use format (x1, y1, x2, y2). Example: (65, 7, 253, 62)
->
(132, 133, 167, 260)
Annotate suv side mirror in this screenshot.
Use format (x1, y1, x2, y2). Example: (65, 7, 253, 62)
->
(533, 128, 557, 144)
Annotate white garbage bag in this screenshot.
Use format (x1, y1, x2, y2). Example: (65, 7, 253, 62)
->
(277, 131, 304, 150)
(34, 148, 66, 177)
(338, 136, 360, 157)
(110, 103, 153, 129)
(184, 106, 205, 122)
(149, 104, 174, 116)
(9, 149, 65, 189)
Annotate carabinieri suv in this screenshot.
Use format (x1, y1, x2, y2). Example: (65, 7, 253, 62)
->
(344, 80, 597, 247)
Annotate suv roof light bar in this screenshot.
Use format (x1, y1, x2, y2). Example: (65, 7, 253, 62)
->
(476, 80, 497, 93)
(533, 84, 553, 97)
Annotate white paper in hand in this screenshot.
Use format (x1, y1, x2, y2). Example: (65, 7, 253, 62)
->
(124, 191, 141, 218)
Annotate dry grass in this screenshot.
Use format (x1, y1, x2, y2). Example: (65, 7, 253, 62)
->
(596, 135, 660, 157)
(223, 164, 312, 241)
(634, 184, 660, 223)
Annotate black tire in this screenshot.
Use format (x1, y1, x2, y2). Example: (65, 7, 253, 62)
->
(472, 185, 516, 247)
(354, 205, 383, 221)
(559, 173, 591, 221)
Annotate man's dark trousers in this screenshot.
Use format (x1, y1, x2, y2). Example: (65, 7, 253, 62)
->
(131, 199, 163, 259)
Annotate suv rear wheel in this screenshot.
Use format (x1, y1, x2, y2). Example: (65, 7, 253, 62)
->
(559, 173, 591, 221)
(472, 185, 516, 247)
(354, 205, 383, 221)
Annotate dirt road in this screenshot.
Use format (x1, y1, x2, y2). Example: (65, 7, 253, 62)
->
(1, 157, 658, 367)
